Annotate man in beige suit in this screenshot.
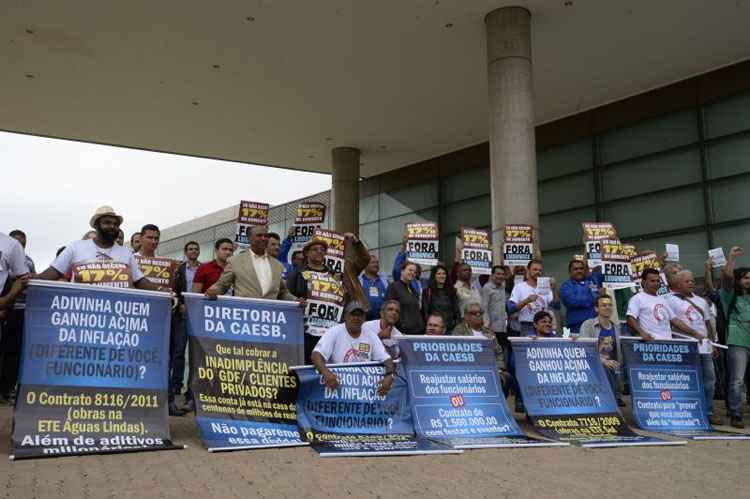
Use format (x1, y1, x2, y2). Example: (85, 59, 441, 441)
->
(205, 225, 297, 301)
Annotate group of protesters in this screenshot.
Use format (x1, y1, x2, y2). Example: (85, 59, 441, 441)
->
(1, 205, 749, 428)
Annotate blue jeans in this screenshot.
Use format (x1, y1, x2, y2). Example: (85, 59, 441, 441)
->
(604, 365, 619, 398)
(701, 354, 716, 416)
(727, 345, 750, 418)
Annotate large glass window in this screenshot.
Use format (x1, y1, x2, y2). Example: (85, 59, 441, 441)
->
(601, 148, 702, 201)
(538, 172, 594, 214)
(704, 93, 750, 139)
(710, 176, 750, 224)
(539, 207, 596, 251)
(602, 187, 705, 238)
(537, 139, 593, 180)
(706, 135, 750, 179)
(441, 168, 490, 204)
(359, 194, 379, 224)
(599, 110, 699, 164)
(628, 231, 709, 280)
(380, 183, 438, 219)
(442, 196, 491, 236)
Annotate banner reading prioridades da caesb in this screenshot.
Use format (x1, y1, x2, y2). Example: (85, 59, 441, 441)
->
(12, 281, 179, 460)
(511, 337, 679, 447)
(184, 293, 307, 451)
(399, 336, 564, 448)
(623, 337, 750, 440)
(293, 362, 459, 457)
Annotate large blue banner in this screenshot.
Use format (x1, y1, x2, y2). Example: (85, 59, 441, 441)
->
(12, 281, 180, 459)
(293, 362, 459, 456)
(622, 338, 750, 440)
(184, 293, 307, 451)
(511, 337, 678, 447)
(398, 336, 564, 448)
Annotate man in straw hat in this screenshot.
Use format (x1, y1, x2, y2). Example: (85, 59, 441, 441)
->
(37, 206, 165, 292)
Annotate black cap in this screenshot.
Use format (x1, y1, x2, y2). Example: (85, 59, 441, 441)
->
(344, 301, 367, 315)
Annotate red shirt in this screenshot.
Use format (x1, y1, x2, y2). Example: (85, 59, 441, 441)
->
(193, 260, 226, 292)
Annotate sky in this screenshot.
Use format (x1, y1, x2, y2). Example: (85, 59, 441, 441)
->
(0, 131, 332, 268)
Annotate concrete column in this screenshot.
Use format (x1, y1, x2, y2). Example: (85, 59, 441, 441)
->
(485, 7, 539, 261)
(331, 146, 360, 234)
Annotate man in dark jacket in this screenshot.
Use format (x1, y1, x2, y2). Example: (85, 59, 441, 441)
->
(170, 241, 201, 415)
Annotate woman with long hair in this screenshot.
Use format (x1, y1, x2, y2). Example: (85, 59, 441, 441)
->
(721, 246, 750, 428)
(421, 264, 460, 333)
(386, 260, 425, 334)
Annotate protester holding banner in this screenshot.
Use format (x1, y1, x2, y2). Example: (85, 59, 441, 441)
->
(386, 261, 425, 334)
(167, 241, 201, 416)
(626, 268, 700, 342)
(206, 225, 296, 302)
(37, 206, 164, 292)
(560, 259, 604, 334)
(481, 265, 508, 349)
(421, 264, 460, 333)
(361, 299, 402, 359)
(425, 311, 447, 335)
(129, 232, 141, 253)
(192, 238, 234, 293)
(359, 255, 389, 320)
(508, 260, 559, 335)
(393, 234, 425, 298)
(452, 301, 510, 395)
(666, 270, 722, 424)
(454, 262, 483, 318)
(311, 301, 395, 395)
(579, 295, 626, 407)
(721, 246, 750, 428)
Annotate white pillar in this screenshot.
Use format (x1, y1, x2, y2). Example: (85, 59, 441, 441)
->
(485, 7, 539, 260)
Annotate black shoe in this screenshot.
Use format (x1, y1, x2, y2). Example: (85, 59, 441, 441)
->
(181, 399, 195, 413)
(169, 402, 186, 416)
(730, 417, 745, 429)
(617, 398, 627, 407)
(514, 400, 525, 414)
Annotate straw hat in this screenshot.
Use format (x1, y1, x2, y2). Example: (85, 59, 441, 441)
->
(89, 206, 124, 228)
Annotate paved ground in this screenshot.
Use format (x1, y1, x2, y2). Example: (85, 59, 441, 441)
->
(2, 399, 750, 499)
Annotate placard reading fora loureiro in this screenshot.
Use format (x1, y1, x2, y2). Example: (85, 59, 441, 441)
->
(460, 227, 492, 275)
(399, 336, 564, 448)
(184, 293, 307, 451)
(511, 337, 679, 447)
(288, 202, 326, 266)
(11, 281, 180, 460)
(235, 200, 270, 247)
(405, 222, 439, 267)
(293, 363, 459, 457)
(622, 338, 750, 440)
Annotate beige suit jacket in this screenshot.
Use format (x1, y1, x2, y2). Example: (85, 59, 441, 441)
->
(208, 251, 296, 301)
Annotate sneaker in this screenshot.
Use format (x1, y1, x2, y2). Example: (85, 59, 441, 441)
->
(709, 414, 725, 426)
(730, 417, 745, 429)
(168, 402, 186, 417)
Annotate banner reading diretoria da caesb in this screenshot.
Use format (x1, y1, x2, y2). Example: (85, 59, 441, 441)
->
(293, 362, 459, 457)
(184, 293, 307, 451)
(12, 281, 180, 460)
(399, 336, 563, 448)
(511, 337, 679, 447)
(623, 337, 750, 440)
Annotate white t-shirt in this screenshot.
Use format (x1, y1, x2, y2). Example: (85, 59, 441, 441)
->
(509, 280, 554, 323)
(0, 233, 28, 291)
(362, 319, 403, 358)
(626, 292, 674, 340)
(666, 293, 712, 354)
(313, 323, 391, 364)
(53, 239, 145, 284)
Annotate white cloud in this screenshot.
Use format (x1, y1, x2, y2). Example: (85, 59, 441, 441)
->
(0, 131, 331, 268)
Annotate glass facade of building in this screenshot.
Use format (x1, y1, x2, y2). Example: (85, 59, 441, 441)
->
(360, 90, 750, 283)
(161, 80, 750, 290)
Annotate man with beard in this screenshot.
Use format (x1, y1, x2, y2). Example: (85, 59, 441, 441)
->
(36, 206, 163, 291)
